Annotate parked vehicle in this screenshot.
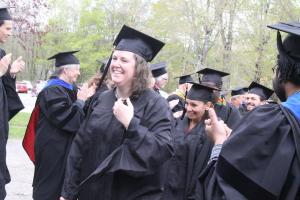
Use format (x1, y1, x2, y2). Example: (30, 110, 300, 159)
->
(16, 81, 28, 93)
(22, 80, 33, 91)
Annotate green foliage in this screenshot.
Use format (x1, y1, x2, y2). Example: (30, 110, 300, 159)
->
(9, 112, 30, 139)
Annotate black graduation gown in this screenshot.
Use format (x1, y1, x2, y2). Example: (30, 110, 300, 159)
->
(162, 118, 213, 200)
(61, 89, 174, 200)
(197, 104, 300, 200)
(0, 49, 23, 199)
(214, 103, 241, 129)
(167, 94, 185, 113)
(83, 84, 108, 115)
(32, 85, 85, 200)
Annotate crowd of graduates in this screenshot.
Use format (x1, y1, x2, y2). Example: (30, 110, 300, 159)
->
(0, 6, 300, 200)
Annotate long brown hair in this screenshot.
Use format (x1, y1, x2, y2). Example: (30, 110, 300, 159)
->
(131, 54, 151, 98)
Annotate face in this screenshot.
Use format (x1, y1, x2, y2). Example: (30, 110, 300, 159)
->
(185, 99, 210, 121)
(230, 95, 245, 107)
(110, 50, 136, 88)
(156, 73, 168, 89)
(64, 65, 80, 84)
(0, 20, 12, 43)
(245, 93, 265, 111)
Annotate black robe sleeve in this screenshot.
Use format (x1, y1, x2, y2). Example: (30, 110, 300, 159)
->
(38, 86, 85, 133)
(197, 104, 300, 200)
(61, 91, 174, 200)
(0, 48, 24, 120)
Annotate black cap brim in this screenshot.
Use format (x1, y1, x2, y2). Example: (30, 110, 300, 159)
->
(248, 82, 274, 100)
(267, 22, 300, 36)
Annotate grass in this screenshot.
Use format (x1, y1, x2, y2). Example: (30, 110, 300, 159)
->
(9, 112, 30, 139)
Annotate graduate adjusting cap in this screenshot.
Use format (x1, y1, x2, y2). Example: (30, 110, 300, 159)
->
(48, 50, 80, 67)
(187, 82, 219, 102)
(96, 58, 109, 73)
(174, 74, 194, 84)
(248, 82, 274, 100)
(0, 7, 12, 21)
(150, 62, 167, 78)
(231, 87, 248, 96)
(197, 68, 229, 88)
(114, 25, 165, 62)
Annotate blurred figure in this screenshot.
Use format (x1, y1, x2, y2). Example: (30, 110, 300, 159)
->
(0, 7, 25, 200)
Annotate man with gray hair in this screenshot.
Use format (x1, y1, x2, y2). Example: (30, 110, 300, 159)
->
(150, 62, 169, 98)
(23, 50, 94, 200)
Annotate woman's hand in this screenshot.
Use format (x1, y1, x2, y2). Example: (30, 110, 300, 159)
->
(205, 108, 231, 145)
(10, 56, 25, 76)
(113, 98, 134, 129)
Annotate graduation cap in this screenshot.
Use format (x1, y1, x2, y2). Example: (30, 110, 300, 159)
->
(196, 68, 229, 88)
(231, 87, 248, 96)
(267, 22, 300, 62)
(48, 50, 80, 67)
(96, 58, 109, 73)
(0, 7, 12, 21)
(174, 74, 194, 84)
(150, 62, 167, 78)
(248, 82, 274, 100)
(114, 25, 165, 62)
(187, 82, 219, 102)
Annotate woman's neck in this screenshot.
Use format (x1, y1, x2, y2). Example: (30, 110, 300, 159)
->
(116, 86, 132, 99)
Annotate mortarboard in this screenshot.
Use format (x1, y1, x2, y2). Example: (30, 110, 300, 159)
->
(267, 22, 300, 62)
(174, 74, 194, 84)
(48, 50, 80, 67)
(248, 82, 274, 100)
(114, 25, 165, 62)
(96, 58, 109, 73)
(196, 68, 229, 88)
(0, 7, 12, 21)
(187, 82, 219, 102)
(231, 87, 248, 96)
(150, 62, 167, 78)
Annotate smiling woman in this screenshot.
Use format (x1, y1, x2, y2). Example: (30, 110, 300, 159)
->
(60, 25, 174, 200)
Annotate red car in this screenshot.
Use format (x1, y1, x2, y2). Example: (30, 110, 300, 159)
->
(16, 81, 28, 93)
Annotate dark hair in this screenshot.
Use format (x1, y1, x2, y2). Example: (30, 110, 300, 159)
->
(277, 55, 300, 86)
(131, 54, 151, 98)
(0, 20, 4, 27)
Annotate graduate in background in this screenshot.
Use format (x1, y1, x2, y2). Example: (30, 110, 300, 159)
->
(163, 83, 216, 200)
(167, 74, 193, 118)
(150, 61, 169, 98)
(197, 22, 300, 200)
(245, 81, 274, 112)
(230, 87, 248, 116)
(26, 51, 94, 200)
(197, 68, 241, 129)
(61, 25, 173, 200)
(0, 7, 25, 200)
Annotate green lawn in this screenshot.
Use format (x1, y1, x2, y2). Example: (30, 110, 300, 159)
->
(9, 112, 30, 139)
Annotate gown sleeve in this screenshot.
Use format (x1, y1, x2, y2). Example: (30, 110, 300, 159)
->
(38, 86, 85, 133)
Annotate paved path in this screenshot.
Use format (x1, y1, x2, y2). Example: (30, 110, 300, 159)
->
(6, 139, 33, 200)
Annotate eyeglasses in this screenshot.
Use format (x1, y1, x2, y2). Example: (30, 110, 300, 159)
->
(272, 64, 278, 73)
